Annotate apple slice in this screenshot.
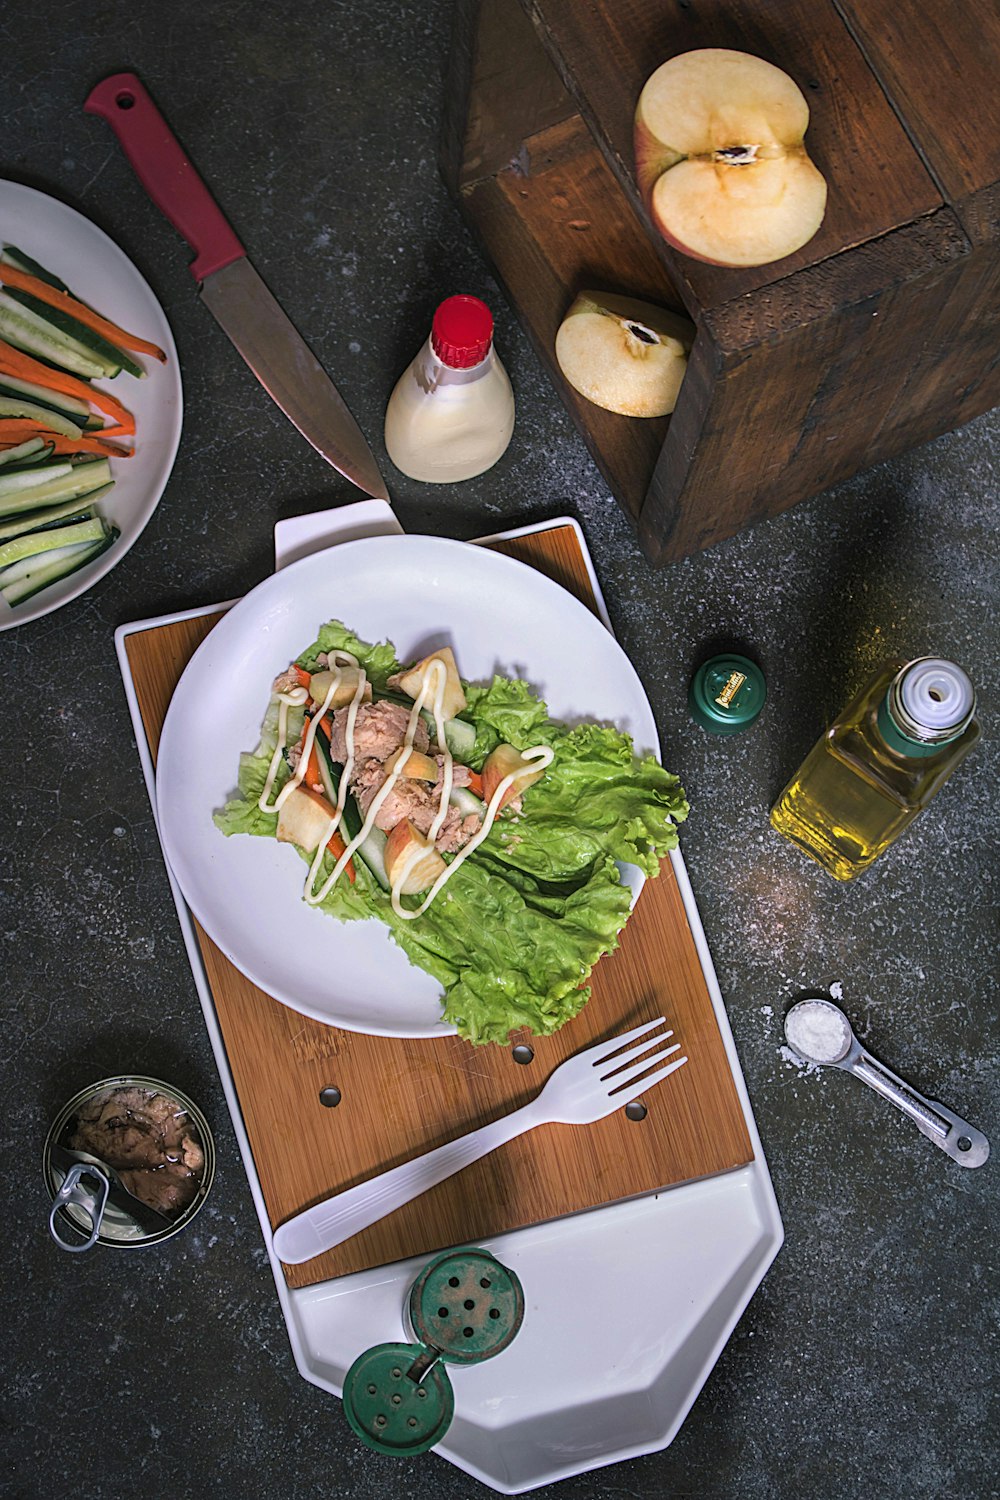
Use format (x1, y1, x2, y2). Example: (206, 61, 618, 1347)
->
(395, 646, 467, 720)
(634, 48, 827, 267)
(384, 819, 447, 894)
(307, 664, 371, 709)
(276, 785, 336, 852)
(555, 291, 694, 417)
(482, 743, 546, 812)
(384, 746, 439, 781)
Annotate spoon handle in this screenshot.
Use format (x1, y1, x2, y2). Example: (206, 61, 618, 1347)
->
(849, 1050, 989, 1167)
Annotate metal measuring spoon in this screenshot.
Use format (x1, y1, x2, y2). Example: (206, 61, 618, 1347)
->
(784, 998, 989, 1168)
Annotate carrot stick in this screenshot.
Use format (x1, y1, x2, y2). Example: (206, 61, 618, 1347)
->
(0, 264, 167, 362)
(467, 769, 484, 798)
(327, 828, 356, 883)
(0, 420, 131, 457)
(292, 664, 312, 690)
(0, 338, 136, 433)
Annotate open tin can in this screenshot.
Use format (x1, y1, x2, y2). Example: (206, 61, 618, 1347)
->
(43, 1075, 215, 1250)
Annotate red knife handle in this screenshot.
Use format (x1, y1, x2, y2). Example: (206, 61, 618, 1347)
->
(84, 72, 245, 283)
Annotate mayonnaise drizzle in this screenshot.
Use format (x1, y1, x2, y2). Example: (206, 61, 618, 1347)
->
(389, 744, 554, 920)
(258, 650, 366, 817)
(262, 648, 553, 920)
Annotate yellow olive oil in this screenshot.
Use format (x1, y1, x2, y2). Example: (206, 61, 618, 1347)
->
(770, 658, 979, 880)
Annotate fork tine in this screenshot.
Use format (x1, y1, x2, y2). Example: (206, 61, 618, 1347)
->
(587, 1016, 666, 1066)
(603, 1042, 681, 1089)
(598, 1028, 674, 1078)
(615, 1055, 688, 1107)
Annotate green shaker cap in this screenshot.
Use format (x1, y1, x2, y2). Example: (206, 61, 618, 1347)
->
(689, 654, 766, 735)
(409, 1248, 524, 1364)
(342, 1341, 454, 1456)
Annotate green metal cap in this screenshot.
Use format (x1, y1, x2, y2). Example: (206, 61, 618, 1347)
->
(689, 654, 766, 735)
(342, 1342, 454, 1457)
(408, 1248, 524, 1365)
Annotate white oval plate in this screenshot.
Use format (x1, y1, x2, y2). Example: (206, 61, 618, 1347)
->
(156, 534, 660, 1037)
(0, 180, 182, 628)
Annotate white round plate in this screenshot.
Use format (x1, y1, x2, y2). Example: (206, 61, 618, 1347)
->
(0, 180, 182, 628)
(156, 535, 660, 1037)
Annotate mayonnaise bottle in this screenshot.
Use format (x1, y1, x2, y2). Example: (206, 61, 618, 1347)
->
(383, 294, 515, 483)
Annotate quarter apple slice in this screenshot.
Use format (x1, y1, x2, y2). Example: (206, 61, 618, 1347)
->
(395, 646, 467, 720)
(634, 48, 827, 267)
(384, 819, 447, 894)
(555, 291, 694, 417)
(481, 743, 546, 812)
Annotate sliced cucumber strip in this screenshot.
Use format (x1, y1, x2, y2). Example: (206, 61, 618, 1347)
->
(0, 438, 49, 468)
(1, 526, 118, 606)
(0, 395, 83, 438)
(0, 515, 107, 571)
(0, 292, 112, 379)
(0, 459, 112, 518)
(0, 498, 98, 543)
(0, 537, 92, 586)
(3, 289, 141, 379)
(449, 785, 485, 818)
(0, 375, 91, 421)
(313, 726, 390, 890)
(0, 461, 73, 498)
(2, 245, 67, 290)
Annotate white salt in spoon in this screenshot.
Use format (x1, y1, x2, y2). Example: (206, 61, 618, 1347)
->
(784, 997, 989, 1168)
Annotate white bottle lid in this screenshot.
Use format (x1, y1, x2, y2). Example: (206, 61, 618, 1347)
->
(900, 658, 975, 733)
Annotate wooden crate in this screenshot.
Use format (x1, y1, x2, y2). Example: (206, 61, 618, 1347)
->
(442, 0, 1000, 563)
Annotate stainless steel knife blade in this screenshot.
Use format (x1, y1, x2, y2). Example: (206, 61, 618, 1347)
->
(200, 258, 389, 500)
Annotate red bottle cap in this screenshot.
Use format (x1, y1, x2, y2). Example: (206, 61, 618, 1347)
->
(431, 295, 494, 369)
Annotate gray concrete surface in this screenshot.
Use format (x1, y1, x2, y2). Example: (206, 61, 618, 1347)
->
(1, 4, 997, 1498)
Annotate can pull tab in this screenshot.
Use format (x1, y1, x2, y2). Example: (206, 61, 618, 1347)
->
(49, 1161, 110, 1253)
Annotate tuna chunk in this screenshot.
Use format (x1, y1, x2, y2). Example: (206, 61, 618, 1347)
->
(329, 700, 428, 766)
(69, 1086, 206, 1219)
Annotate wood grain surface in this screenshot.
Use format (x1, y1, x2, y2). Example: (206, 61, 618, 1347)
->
(125, 523, 753, 1289)
(444, 0, 1000, 563)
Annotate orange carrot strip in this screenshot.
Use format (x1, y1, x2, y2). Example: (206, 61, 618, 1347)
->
(467, 769, 484, 798)
(0, 264, 167, 362)
(0, 338, 136, 432)
(0, 420, 132, 457)
(327, 828, 356, 883)
(292, 664, 312, 690)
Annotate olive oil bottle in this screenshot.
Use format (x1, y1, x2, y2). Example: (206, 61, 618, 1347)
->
(770, 657, 979, 880)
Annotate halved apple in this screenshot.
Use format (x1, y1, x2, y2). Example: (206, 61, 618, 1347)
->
(276, 785, 336, 852)
(384, 746, 439, 781)
(307, 665, 372, 709)
(634, 48, 827, 267)
(395, 646, 467, 720)
(482, 743, 545, 812)
(555, 291, 694, 417)
(384, 819, 447, 894)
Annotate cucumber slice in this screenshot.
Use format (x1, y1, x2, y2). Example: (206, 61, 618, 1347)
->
(0, 461, 74, 497)
(449, 785, 485, 818)
(313, 726, 390, 891)
(2, 245, 68, 290)
(1, 526, 118, 606)
(0, 515, 107, 571)
(0, 292, 113, 379)
(0, 498, 98, 543)
(0, 439, 54, 468)
(0, 438, 49, 465)
(0, 459, 112, 518)
(3, 289, 142, 379)
(0, 395, 83, 438)
(0, 375, 91, 421)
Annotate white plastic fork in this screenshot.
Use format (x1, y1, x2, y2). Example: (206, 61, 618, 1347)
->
(273, 1017, 687, 1264)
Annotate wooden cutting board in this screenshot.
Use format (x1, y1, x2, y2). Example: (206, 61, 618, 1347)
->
(125, 522, 753, 1289)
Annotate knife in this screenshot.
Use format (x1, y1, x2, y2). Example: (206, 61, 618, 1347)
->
(84, 72, 389, 501)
